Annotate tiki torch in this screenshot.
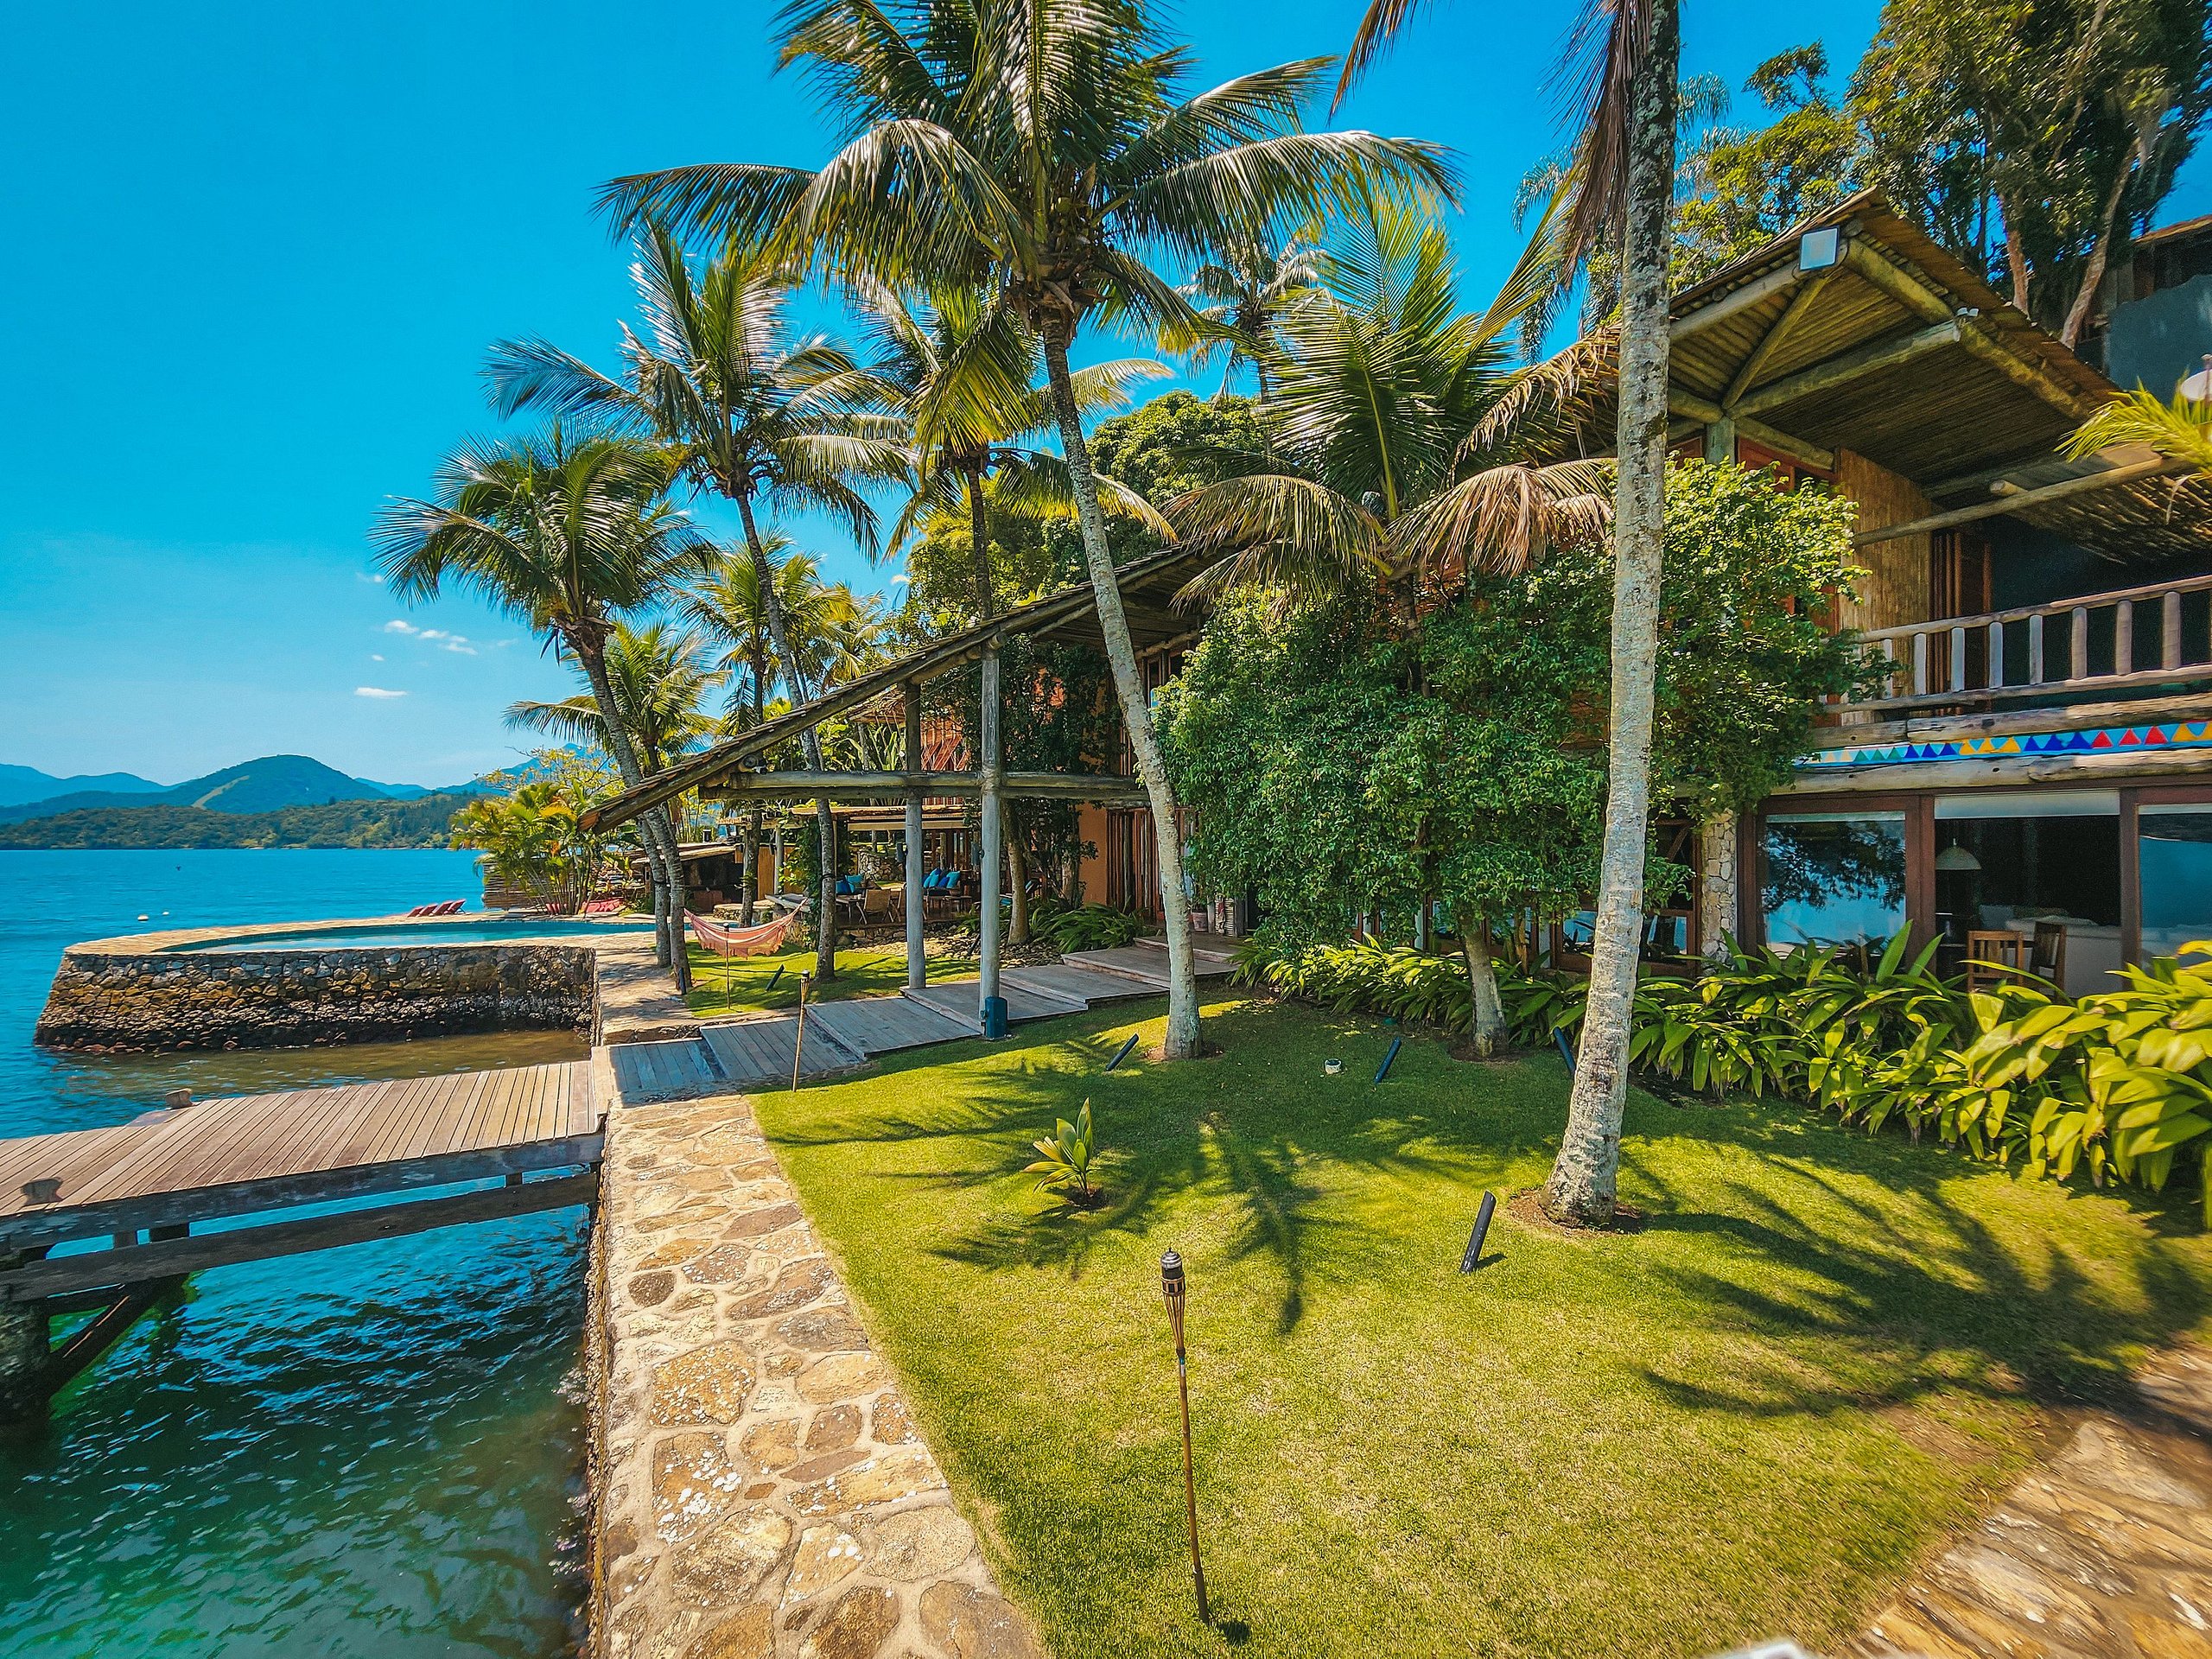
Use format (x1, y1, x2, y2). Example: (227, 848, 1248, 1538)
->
(1160, 1250, 1210, 1624)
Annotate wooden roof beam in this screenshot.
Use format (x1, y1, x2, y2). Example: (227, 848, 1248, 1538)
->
(1669, 264, 1802, 342)
(1732, 320, 1962, 418)
(1844, 240, 2097, 422)
(1667, 391, 1835, 473)
(700, 770, 1148, 804)
(1853, 454, 2185, 545)
(1721, 270, 1837, 409)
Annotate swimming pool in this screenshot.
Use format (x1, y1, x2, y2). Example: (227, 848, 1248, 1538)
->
(166, 915, 649, 952)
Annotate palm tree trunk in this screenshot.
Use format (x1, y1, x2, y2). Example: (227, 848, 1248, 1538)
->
(1460, 920, 1505, 1058)
(965, 469, 1028, 950)
(1041, 334, 1200, 1058)
(1542, 0, 1679, 1228)
(1006, 815, 1030, 945)
(572, 633, 690, 989)
(733, 491, 837, 983)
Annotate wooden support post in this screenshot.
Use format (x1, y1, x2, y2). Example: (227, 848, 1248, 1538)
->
(905, 683, 925, 993)
(2030, 613, 2046, 684)
(2072, 607, 2090, 681)
(978, 648, 1003, 1024)
(1703, 418, 1736, 465)
(0, 1257, 48, 1424)
(2165, 592, 2184, 669)
(2116, 601, 2134, 675)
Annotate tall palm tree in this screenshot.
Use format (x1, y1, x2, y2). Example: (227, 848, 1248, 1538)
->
(1176, 232, 1322, 401)
(372, 427, 702, 982)
(1339, 0, 1682, 1226)
(483, 225, 911, 983)
(685, 537, 861, 922)
(1168, 191, 1608, 1050)
(506, 620, 725, 772)
(863, 280, 1168, 945)
(601, 0, 1452, 1059)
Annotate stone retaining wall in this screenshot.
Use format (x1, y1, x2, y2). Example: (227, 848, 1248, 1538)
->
(34, 944, 598, 1052)
(589, 1090, 1041, 1659)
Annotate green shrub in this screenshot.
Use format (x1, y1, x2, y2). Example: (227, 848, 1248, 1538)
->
(1024, 1099, 1103, 1206)
(1237, 931, 2212, 1218)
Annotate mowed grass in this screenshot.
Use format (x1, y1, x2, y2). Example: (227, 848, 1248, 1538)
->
(753, 996, 2212, 1659)
(683, 941, 976, 1015)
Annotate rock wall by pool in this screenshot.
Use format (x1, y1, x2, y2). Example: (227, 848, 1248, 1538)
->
(35, 943, 598, 1052)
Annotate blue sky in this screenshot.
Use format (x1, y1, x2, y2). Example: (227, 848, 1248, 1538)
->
(3, 1, 2206, 787)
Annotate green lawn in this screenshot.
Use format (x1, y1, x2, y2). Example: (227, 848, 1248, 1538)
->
(753, 996, 2212, 1659)
(683, 941, 976, 1015)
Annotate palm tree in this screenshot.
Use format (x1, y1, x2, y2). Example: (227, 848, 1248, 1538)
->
(862, 280, 1168, 945)
(2064, 381, 2212, 476)
(506, 620, 725, 772)
(1167, 191, 1609, 1050)
(601, 0, 1452, 1059)
(685, 537, 862, 923)
(372, 427, 702, 982)
(1340, 0, 1681, 1225)
(483, 225, 911, 983)
(1176, 232, 1322, 400)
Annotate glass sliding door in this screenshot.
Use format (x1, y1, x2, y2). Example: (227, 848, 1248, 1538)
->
(1934, 790, 2121, 995)
(2139, 805, 2212, 963)
(1760, 811, 1909, 949)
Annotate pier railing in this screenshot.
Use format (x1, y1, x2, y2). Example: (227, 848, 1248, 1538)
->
(1834, 569, 2212, 716)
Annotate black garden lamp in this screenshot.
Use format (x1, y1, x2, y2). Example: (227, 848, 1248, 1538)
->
(1160, 1250, 1210, 1624)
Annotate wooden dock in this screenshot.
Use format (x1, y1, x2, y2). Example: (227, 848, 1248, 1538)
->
(0, 1060, 601, 1304)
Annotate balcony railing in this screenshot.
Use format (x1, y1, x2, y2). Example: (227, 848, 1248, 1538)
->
(1835, 569, 2212, 717)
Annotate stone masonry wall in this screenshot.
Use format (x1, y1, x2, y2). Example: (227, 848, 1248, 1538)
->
(590, 1090, 1042, 1659)
(33, 944, 598, 1052)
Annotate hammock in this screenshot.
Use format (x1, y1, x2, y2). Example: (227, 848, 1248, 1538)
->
(688, 908, 794, 957)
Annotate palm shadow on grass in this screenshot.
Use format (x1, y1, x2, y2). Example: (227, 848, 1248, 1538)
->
(1621, 1100, 2212, 1421)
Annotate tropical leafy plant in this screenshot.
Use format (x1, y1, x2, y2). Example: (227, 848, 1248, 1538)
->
(1024, 1099, 1103, 1207)
(1031, 900, 1149, 953)
(1239, 931, 2212, 1219)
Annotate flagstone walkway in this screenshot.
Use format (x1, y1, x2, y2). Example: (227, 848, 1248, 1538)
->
(1854, 1347, 2212, 1659)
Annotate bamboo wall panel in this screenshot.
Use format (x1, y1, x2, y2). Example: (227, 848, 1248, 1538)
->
(1835, 448, 1933, 632)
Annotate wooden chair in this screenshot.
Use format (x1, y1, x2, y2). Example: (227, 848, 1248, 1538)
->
(2030, 921, 2068, 991)
(1963, 929, 2029, 994)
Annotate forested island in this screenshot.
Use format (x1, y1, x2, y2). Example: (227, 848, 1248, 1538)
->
(0, 794, 473, 850)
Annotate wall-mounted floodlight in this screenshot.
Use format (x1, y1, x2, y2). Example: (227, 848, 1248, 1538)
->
(1799, 227, 1842, 270)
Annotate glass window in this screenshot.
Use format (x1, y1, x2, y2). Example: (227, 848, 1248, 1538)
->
(2141, 808, 2212, 963)
(1761, 811, 1907, 948)
(1934, 798, 2120, 995)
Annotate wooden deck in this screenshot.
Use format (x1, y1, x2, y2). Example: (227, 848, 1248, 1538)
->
(1059, 940, 1239, 989)
(0, 1060, 601, 1300)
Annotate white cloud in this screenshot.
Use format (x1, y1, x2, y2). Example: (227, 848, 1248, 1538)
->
(383, 619, 477, 654)
(371, 652, 385, 662)
(357, 571, 385, 584)
(355, 685, 407, 699)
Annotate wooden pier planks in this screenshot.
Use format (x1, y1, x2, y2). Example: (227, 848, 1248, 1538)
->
(0, 1059, 601, 1252)
(803, 995, 973, 1058)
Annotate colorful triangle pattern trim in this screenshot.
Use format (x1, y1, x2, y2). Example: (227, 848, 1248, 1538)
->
(1799, 720, 2212, 770)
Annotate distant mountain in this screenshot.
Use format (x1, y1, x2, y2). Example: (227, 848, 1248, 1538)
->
(0, 763, 162, 809)
(0, 792, 476, 851)
(0, 754, 442, 825)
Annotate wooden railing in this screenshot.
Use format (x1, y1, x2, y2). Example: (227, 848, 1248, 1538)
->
(1836, 569, 2212, 715)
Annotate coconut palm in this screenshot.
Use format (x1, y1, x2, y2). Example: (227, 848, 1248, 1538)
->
(2065, 383, 2212, 476)
(685, 537, 864, 922)
(862, 281, 1169, 621)
(1340, 0, 1681, 1226)
(483, 225, 911, 982)
(372, 427, 702, 982)
(600, 0, 1452, 1058)
(506, 620, 726, 772)
(1177, 232, 1323, 400)
(1167, 191, 1609, 1050)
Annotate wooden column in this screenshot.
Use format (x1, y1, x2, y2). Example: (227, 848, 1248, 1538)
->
(2119, 788, 2143, 968)
(1703, 419, 1736, 464)
(982, 645, 1008, 1026)
(0, 1268, 48, 1425)
(1906, 794, 1939, 950)
(978, 648, 1003, 1023)
(904, 683, 925, 991)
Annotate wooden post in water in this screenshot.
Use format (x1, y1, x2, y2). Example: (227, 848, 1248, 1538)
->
(0, 1260, 49, 1425)
(905, 681, 925, 992)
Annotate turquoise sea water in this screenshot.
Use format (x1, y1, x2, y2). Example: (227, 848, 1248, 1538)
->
(0, 850, 588, 1657)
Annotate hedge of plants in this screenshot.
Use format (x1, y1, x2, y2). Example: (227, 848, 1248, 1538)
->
(1236, 933, 2212, 1216)
(1030, 899, 1151, 953)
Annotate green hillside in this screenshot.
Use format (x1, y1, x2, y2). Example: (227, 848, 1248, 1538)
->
(0, 793, 474, 850)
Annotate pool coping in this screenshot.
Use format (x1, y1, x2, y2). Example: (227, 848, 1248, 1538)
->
(62, 912, 658, 956)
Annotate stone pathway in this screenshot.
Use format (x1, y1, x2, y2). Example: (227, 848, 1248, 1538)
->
(1853, 1347, 2212, 1659)
(589, 1089, 1043, 1659)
